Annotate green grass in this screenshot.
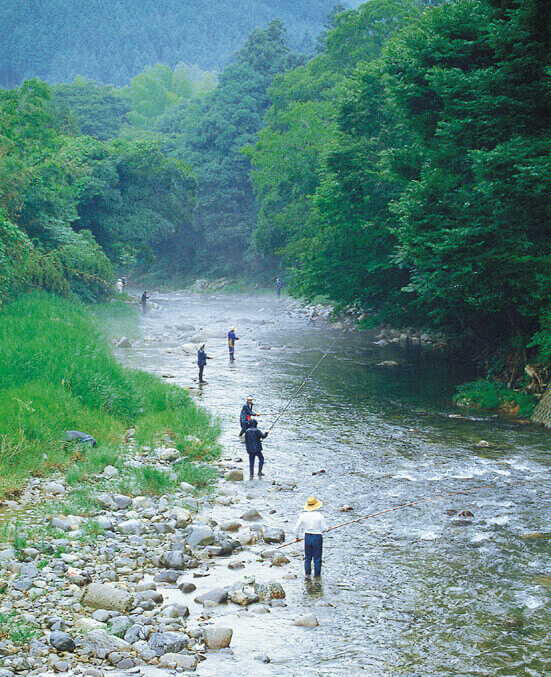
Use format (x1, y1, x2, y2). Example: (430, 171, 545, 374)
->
(0, 291, 219, 495)
(454, 379, 538, 418)
(0, 613, 38, 645)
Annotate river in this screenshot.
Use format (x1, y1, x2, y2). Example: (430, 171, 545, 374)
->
(123, 291, 551, 676)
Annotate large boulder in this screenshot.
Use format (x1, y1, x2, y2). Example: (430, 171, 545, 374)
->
(148, 631, 188, 656)
(225, 469, 244, 482)
(203, 627, 233, 650)
(81, 584, 134, 613)
(159, 551, 195, 571)
(194, 587, 228, 606)
(261, 527, 285, 544)
(254, 580, 286, 602)
(117, 519, 144, 535)
(49, 631, 75, 652)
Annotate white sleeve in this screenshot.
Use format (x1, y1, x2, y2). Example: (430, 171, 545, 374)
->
(293, 516, 304, 539)
(320, 515, 329, 532)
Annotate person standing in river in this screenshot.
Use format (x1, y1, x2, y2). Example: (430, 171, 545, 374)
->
(239, 396, 258, 436)
(294, 496, 328, 578)
(197, 344, 212, 384)
(140, 291, 150, 314)
(244, 419, 268, 479)
(227, 326, 238, 361)
(276, 277, 282, 299)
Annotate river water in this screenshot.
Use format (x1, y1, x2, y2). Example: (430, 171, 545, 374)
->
(124, 292, 551, 677)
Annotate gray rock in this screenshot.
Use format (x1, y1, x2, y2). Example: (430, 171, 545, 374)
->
(154, 570, 181, 584)
(80, 629, 131, 659)
(271, 553, 290, 566)
(107, 616, 132, 638)
(53, 661, 69, 673)
(103, 465, 119, 477)
(159, 550, 194, 570)
(159, 652, 197, 670)
(203, 626, 233, 650)
(148, 631, 188, 656)
(82, 583, 134, 613)
(51, 515, 82, 532)
(240, 509, 262, 521)
(117, 519, 144, 535)
(167, 507, 192, 528)
(161, 603, 189, 619)
(123, 624, 144, 644)
(225, 469, 244, 482)
(185, 525, 214, 547)
(220, 520, 241, 532)
(158, 447, 180, 462)
(49, 631, 75, 652)
(292, 614, 319, 627)
(116, 337, 131, 348)
(112, 494, 132, 509)
(194, 587, 228, 605)
(261, 527, 285, 544)
(178, 582, 196, 593)
(43, 482, 65, 495)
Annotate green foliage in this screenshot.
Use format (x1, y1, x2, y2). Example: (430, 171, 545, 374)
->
(454, 380, 538, 417)
(0, 613, 38, 645)
(0, 292, 218, 494)
(0, 0, 335, 87)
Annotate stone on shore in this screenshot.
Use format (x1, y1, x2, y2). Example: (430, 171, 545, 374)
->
(116, 337, 131, 348)
(186, 525, 214, 547)
(203, 626, 233, 650)
(261, 527, 285, 544)
(148, 631, 188, 656)
(225, 469, 244, 482)
(49, 631, 76, 652)
(292, 614, 319, 627)
(194, 587, 228, 605)
(159, 652, 198, 670)
(240, 509, 262, 521)
(82, 583, 134, 613)
(80, 629, 131, 659)
(43, 482, 65, 495)
(254, 580, 286, 601)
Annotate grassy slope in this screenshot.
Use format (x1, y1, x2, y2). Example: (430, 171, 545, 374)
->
(0, 292, 219, 495)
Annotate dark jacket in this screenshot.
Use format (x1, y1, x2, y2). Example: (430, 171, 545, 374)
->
(228, 330, 238, 346)
(197, 348, 208, 366)
(240, 403, 256, 426)
(244, 426, 267, 454)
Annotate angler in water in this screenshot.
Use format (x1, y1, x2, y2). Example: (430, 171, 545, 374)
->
(227, 326, 239, 361)
(239, 396, 258, 436)
(140, 291, 150, 314)
(293, 496, 328, 578)
(244, 420, 268, 479)
(197, 344, 212, 384)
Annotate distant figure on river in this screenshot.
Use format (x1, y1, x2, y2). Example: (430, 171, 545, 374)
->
(294, 496, 328, 578)
(244, 419, 268, 479)
(140, 291, 150, 314)
(115, 279, 123, 293)
(197, 343, 212, 384)
(121, 275, 128, 289)
(276, 277, 282, 299)
(239, 396, 258, 436)
(227, 326, 239, 362)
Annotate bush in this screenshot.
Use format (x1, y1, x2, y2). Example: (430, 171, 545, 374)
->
(454, 380, 538, 418)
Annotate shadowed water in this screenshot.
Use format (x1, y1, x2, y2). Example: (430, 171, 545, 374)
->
(122, 292, 551, 676)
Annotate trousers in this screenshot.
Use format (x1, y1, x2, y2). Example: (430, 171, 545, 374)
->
(248, 451, 264, 477)
(304, 533, 323, 577)
(198, 365, 204, 382)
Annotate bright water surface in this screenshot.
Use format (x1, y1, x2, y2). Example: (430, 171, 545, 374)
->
(124, 292, 551, 676)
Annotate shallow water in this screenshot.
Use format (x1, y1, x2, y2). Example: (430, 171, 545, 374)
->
(123, 292, 551, 676)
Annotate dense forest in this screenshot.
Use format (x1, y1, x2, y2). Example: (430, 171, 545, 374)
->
(1, 0, 550, 394)
(0, 0, 337, 87)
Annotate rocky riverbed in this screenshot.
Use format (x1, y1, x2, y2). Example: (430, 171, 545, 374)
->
(0, 438, 318, 677)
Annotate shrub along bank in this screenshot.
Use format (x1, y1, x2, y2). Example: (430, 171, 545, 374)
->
(0, 292, 219, 495)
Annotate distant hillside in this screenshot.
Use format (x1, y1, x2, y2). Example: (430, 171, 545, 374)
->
(0, 0, 340, 86)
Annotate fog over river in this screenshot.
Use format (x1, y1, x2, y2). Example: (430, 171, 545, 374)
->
(122, 291, 551, 677)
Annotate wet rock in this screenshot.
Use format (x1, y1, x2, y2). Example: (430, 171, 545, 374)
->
(148, 631, 188, 656)
(292, 614, 319, 627)
(103, 465, 119, 478)
(161, 603, 189, 619)
(261, 527, 285, 544)
(203, 626, 233, 650)
(186, 525, 214, 547)
(476, 440, 490, 448)
(154, 570, 181, 584)
(82, 583, 134, 613)
(225, 469, 244, 482)
(340, 505, 353, 512)
(160, 550, 195, 570)
(254, 580, 286, 601)
(254, 653, 270, 663)
(205, 542, 234, 557)
(134, 590, 163, 608)
(240, 509, 262, 521)
(228, 562, 245, 570)
(271, 553, 290, 566)
(116, 336, 131, 348)
(378, 360, 399, 367)
(179, 581, 197, 593)
(80, 629, 131, 659)
(49, 631, 75, 652)
(194, 587, 228, 605)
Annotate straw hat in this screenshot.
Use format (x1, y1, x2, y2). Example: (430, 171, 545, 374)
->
(246, 396, 253, 402)
(230, 326, 235, 331)
(304, 496, 322, 511)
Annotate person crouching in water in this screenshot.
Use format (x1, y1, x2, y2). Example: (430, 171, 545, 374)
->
(227, 326, 238, 361)
(293, 496, 328, 578)
(197, 344, 212, 384)
(239, 396, 257, 437)
(244, 419, 268, 479)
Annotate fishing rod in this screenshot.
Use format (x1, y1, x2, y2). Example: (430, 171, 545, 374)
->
(267, 326, 348, 433)
(275, 482, 526, 549)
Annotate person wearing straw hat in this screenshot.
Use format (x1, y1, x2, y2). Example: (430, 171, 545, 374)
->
(227, 326, 239, 361)
(239, 396, 258, 436)
(293, 497, 328, 578)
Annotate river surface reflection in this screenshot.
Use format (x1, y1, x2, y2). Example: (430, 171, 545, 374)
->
(123, 292, 551, 676)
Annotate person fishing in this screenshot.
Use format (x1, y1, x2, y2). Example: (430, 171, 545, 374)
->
(276, 277, 282, 299)
(140, 291, 150, 315)
(197, 344, 212, 384)
(227, 326, 239, 361)
(244, 419, 268, 479)
(239, 396, 258, 436)
(293, 496, 328, 578)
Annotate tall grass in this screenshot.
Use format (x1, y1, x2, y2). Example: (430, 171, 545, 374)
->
(0, 292, 219, 495)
